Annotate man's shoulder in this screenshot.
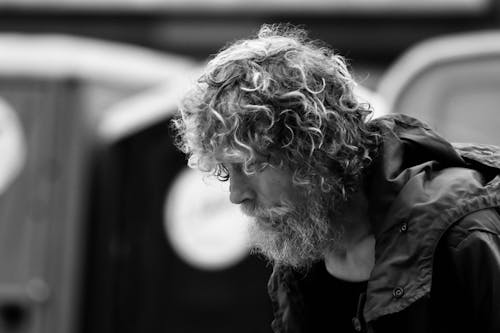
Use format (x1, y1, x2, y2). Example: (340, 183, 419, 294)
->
(370, 113, 431, 128)
(440, 208, 500, 250)
(453, 142, 500, 170)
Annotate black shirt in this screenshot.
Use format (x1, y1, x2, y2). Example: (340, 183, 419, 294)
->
(298, 262, 367, 332)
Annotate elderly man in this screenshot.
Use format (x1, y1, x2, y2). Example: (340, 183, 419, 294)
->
(173, 24, 500, 333)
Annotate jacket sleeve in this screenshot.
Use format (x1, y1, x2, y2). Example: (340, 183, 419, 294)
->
(444, 208, 500, 333)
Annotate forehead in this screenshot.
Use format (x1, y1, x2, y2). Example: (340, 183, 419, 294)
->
(214, 148, 269, 165)
(217, 150, 295, 185)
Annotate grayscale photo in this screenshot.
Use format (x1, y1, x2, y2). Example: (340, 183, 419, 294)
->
(0, 1, 499, 332)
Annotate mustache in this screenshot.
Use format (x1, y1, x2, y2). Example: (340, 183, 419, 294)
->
(240, 201, 295, 228)
(241, 201, 292, 216)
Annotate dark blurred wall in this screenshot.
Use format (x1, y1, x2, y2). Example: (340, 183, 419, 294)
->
(1, 3, 500, 71)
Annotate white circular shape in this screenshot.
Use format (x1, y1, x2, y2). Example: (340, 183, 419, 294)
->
(0, 99, 26, 194)
(164, 168, 251, 270)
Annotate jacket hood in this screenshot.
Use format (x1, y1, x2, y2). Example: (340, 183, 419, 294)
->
(366, 114, 466, 237)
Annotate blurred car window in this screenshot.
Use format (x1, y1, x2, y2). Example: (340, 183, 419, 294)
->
(0, 98, 26, 195)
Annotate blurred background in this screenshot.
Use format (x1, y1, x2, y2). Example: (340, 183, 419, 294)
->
(1, 1, 500, 332)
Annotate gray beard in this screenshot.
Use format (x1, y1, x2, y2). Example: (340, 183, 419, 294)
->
(244, 190, 345, 270)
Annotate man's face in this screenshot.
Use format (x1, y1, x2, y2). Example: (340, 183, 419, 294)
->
(224, 158, 344, 269)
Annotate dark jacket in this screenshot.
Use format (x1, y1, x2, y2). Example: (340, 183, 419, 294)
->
(268, 114, 500, 333)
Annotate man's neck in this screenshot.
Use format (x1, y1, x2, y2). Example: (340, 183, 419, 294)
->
(323, 188, 375, 282)
(324, 235, 375, 282)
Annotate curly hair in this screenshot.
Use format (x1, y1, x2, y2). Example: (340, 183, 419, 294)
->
(173, 24, 380, 199)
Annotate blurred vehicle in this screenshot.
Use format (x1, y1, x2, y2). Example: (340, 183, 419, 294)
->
(378, 30, 500, 145)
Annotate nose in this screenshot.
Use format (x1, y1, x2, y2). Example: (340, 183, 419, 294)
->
(229, 171, 254, 204)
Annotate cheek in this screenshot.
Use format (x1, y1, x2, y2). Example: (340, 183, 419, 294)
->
(255, 170, 298, 205)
